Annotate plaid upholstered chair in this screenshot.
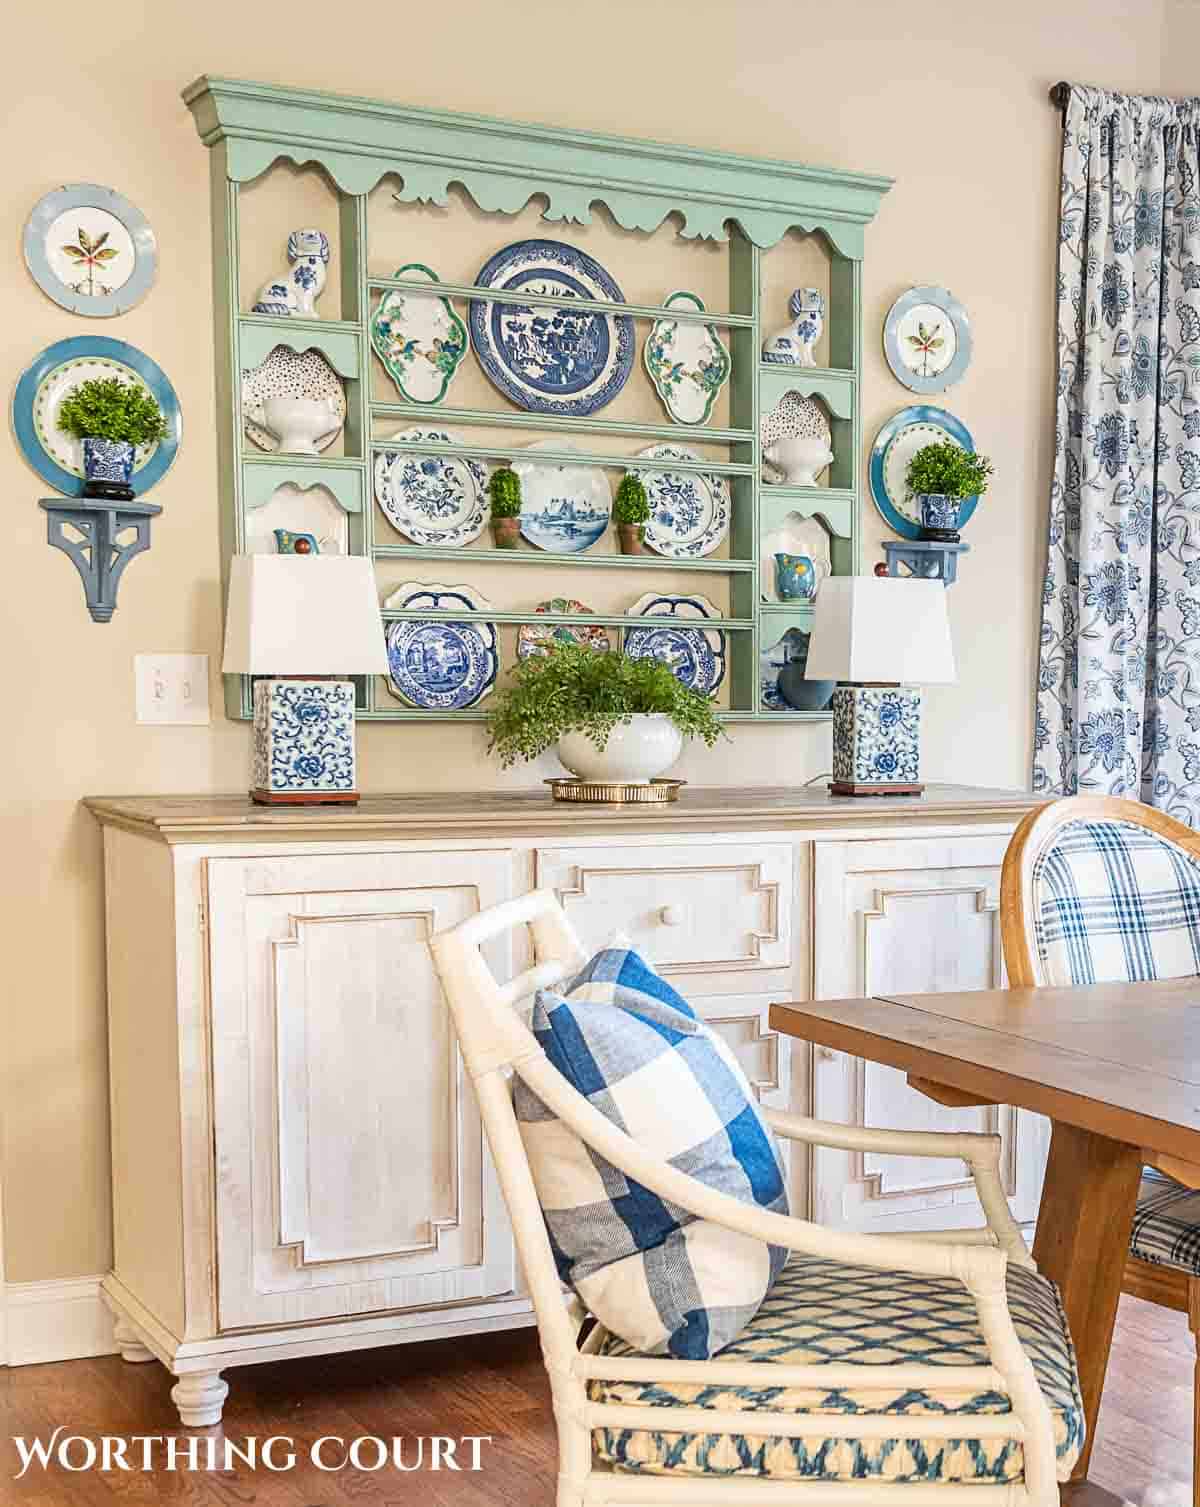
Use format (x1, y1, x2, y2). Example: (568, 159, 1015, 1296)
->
(1001, 794, 1200, 1503)
(431, 887, 1083, 1504)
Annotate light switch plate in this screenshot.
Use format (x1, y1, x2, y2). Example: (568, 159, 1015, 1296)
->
(135, 654, 211, 725)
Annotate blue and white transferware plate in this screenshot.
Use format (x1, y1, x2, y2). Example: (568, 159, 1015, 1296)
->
(13, 336, 181, 497)
(374, 429, 488, 547)
(632, 444, 730, 559)
(760, 626, 810, 711)
(643, 291, 730, 426)
(469, 239, 635, 416)
(512, 440, 611, 552)
(23, 184, 156, 317)
(883, 286, 972, 395)
(870, 405, 975, 542)
(382, 582, 498, 710)
(623, 592, 726, 698)
(370, 263, 469, 405)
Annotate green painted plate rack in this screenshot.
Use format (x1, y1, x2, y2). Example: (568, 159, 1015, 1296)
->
(184, 76, 891, 723)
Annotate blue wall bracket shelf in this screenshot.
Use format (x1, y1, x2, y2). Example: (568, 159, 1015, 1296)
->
(879, 539, 969, 586)
(39, 496, 162, 623)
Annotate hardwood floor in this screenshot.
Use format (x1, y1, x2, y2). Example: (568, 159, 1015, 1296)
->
(0, 1294, 1191, 1504)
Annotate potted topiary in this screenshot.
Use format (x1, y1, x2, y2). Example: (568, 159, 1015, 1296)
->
(905, 441, 994, 542)
(57, 376, 169, 501)
(486, 641, 725, 783)
(613, 473, 650, 554)
(488, 465, 522, 548)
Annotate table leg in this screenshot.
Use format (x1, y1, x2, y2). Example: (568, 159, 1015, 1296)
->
(1031, 1121, 1143, 1483)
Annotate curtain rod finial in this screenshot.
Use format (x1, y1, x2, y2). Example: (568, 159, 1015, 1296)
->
(1050, 82, 1071, 111)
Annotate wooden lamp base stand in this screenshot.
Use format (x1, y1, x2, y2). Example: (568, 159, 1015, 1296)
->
(829, 781, 925, 798)
(251, 788, 360, 806)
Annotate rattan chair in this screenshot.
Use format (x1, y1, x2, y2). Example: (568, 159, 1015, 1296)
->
(430, 887, 1079, 1505)
(1001, 793, 1200, 1505)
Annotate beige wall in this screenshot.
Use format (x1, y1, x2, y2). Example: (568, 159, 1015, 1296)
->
(0, 0, 1173, 1282)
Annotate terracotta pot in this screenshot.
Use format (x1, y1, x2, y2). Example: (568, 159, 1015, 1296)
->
(491, 516, 521, 549)
(617, 523, 644, 555)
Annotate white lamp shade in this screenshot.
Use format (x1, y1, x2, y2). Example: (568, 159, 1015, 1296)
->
(805, 575, 956, 684)
(222, 555, 389, 676)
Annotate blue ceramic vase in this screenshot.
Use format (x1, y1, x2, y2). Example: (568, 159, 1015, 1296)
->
(82, 437, 136, 501)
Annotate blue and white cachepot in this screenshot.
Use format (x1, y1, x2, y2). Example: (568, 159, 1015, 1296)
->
(831, 685, 923, 789)
(251, 678, 357, 802)
(917, 493, 963, 537)
(81, 437, 135, 497)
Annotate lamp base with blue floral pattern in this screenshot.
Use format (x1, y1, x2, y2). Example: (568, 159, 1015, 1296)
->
(251, 678, 359, 805)
(829, 684, 924, 797)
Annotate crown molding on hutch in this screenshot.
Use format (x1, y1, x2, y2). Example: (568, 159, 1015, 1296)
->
(181, 75, 893, 256)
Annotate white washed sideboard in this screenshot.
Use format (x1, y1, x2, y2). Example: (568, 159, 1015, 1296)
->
(86, 784, 1045, 1424)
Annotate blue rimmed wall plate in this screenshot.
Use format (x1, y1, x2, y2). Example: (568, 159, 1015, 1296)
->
(623, 592, 726, 698)
(13, 336, 182, 497)
(883, 286, 972, 395)
(23, 184, 157, 318)
(469, 239, 635, 416)
(382, 583, 498, 709)
(869, 405, 975, 541)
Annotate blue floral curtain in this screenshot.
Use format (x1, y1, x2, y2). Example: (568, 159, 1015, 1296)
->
(1035, 85, 1200, 823)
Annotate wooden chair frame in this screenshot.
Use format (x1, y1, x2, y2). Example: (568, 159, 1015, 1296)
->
(431, 888, 1065, 1506)
(1001, 794, 1200, 1502)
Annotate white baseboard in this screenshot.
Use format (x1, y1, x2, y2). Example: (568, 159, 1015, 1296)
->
(3, 1275, 117, 1366)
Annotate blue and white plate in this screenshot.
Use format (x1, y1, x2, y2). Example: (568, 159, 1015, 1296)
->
(869, 405, 975, 542)
(633, 443, 730, 559)
(469, 239, 635, 416)
(374, 429, 488, 547)
(13, 337, 181, 497)
(383, 582, 498, 709)
(623, 592, 726, 698)
(512, 440, 611, 553)
(883, 286, 972, 395)
(23, 184, 157, 318)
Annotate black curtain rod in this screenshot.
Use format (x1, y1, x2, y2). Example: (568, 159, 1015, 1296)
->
(1049, 82, 1070, 111)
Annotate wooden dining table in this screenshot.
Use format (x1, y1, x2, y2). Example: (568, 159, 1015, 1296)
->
(771, 978, 1200, 1499)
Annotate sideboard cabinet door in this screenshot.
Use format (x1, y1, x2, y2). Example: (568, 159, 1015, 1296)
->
(205, 849, 516, 1332)
(810, 836, 1049, 1235)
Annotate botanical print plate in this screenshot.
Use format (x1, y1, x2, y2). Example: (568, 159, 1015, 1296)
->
(13, 336, 181, 497)
(23, 184, 156, 317)
(869, 405, 975, 541)
(469, 239, 635, 416)
(370, 263, 469, 405)
(241, 346, 346, 453)
(883, 285, 972, 395)
(512, 440, 612, 552)
(382, 583, 498, 709)
(760, 511, 831, 602)
(374, 430, 488, 547)
(761, 626, 810, 710)
(632, 444, 731, 559)
(517, 599, 612, 660)
(643, 291, 731, 426)
(623, 592, 726, 698)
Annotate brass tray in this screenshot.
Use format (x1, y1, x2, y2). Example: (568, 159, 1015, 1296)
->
(545, 778, 686, 806)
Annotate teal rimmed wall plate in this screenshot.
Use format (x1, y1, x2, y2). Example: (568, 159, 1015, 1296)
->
(23, 184, 157, 318)
(883, 285, 972, 394)
(13, 336, 182, 497)
(869, 405, 974, 541)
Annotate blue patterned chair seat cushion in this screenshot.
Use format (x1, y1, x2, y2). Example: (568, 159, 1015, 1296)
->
(590, 1256, 1084, 1485)
(1131, 1167, 1200, 1275)
(1031, 818, 1200, 986)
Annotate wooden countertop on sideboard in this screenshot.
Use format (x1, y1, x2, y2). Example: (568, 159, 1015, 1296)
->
(84, 785, 1044, 845)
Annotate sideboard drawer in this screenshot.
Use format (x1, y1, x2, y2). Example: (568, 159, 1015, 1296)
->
(536, 842, 792, 979)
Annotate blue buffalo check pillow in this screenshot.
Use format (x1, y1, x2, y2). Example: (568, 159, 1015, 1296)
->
(513, 944, 789, 1358)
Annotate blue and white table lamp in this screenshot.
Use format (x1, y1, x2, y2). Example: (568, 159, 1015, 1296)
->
(804, 575, 956, 797)
(222, 555, 387, 806)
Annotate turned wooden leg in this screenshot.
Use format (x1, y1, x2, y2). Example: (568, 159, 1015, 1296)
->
(112, 1316, 155, 1364)
(1188, 1278, 1200, 1507)
(1031, 1121, 1143, 1483)
(170, 1371, 229, 1428)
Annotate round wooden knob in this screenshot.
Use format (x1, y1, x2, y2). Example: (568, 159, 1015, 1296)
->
(659, 904, 687, 927)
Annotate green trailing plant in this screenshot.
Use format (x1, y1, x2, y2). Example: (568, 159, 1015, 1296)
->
(56, 377, 168, 446)
(485, 642, 726, 768)
(614, 473, 650, 527)
(905, 441, 994, 500)
(488, 466, 522, 519)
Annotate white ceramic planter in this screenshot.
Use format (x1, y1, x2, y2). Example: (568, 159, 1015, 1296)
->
(556, 714, 684, 784)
